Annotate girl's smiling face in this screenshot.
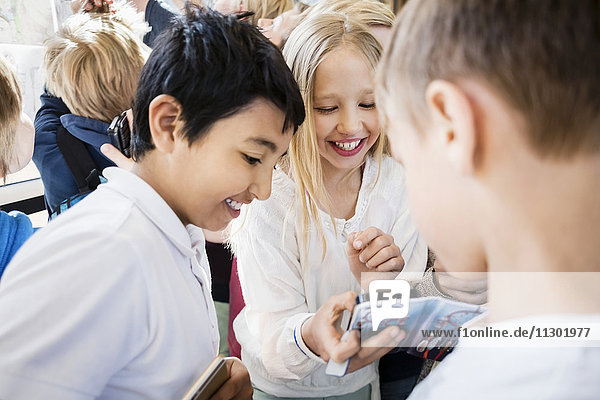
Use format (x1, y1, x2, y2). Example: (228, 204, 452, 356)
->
(312, 46, 380, 175)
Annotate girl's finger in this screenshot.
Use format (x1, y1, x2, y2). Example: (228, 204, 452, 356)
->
(365, 245, 402, 269)
(374, 254, 405, 273)
(352, 226, 384, 250)
(358, 234, 393, 264)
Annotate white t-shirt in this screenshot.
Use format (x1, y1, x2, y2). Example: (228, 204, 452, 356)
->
(0, 167, 220, 400)
(229, 155, 427, 397)
(408, 314, 600, 400)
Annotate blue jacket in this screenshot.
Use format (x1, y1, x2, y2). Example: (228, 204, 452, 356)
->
(0, 211, 34, 278)
(32, 91, 115, 213)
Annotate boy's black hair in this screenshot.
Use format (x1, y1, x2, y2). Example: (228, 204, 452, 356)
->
(132, 6, 305, 158)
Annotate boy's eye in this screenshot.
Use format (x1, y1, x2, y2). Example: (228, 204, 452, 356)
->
(314, 106, 337, 114)
(244, 154, 262, 165)
(359, 103, 376, 110)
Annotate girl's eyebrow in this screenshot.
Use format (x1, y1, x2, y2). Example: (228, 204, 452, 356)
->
(314, 89, 375, 102)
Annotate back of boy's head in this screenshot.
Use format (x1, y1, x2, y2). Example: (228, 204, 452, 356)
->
(378, 0, 600, 158)
(44, 2, 149, 123)
(0, 56, 22, 179)
(132, 6, 305, 160)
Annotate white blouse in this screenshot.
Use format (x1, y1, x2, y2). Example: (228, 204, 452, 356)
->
(229, 156, 427, 398)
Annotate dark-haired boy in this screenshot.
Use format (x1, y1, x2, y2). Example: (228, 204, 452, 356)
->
(376, 0, 600, 398)
(0, 8, 304, 399)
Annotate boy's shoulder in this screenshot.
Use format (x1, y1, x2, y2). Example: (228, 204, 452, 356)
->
(0, 210, 34, 235)
(0, 210, 35, 272)
(12, 170, 172, 271)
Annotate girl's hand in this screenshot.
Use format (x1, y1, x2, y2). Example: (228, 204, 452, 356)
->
(346, 227, 404, 288)
(301, 292, 361, 363)
(301, 291, 404, 371)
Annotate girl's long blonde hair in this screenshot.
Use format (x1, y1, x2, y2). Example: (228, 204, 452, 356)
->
(282, 12, 388, 258)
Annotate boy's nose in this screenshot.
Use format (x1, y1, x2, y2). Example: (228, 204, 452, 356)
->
(249, 169, 273, 201)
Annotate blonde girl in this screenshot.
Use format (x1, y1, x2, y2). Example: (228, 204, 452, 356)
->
(230, 12, 427, 400)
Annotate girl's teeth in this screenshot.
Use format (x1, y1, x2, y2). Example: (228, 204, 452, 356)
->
(334, 140, 361, 151)
(226, 198, 242, 211)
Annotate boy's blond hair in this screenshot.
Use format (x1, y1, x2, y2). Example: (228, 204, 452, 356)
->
(377, 0, 600, 158)
(0, 56, 22, 179)
(44, 2, 149, 123)
(283, 13, 386, 258)
(244, 0, 293, 25)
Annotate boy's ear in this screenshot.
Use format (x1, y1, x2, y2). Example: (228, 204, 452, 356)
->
(425, 80, 478, 175)
(148, 94, 182, 154)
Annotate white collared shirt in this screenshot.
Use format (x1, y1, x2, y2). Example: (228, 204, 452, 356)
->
(0, 167, 219, 400)
(229, 156, 427, 397)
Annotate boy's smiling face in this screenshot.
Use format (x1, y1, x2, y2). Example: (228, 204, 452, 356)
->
(142, 97, 291, 231)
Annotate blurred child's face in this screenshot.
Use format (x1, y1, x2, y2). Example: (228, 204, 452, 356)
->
(7, 112, 35, 174)
(213, 0, 246, 14)
(312, 47, 379, 175)
(167, 98, 291, 231)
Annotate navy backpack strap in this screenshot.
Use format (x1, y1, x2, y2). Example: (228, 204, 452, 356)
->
(56, 124, 102, 194)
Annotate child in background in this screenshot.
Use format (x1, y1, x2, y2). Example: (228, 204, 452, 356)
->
(243, 0, 294, 26)
(230, 13, 427, 399)
(0, 7, 305, 399)
(213, 0, 293, 25)
(376, 0, 600, 398)
(33, 2, 149, 215)
(0, 56, 35, 275)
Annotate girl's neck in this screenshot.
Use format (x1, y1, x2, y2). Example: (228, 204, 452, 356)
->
(321, 159, 364, 220)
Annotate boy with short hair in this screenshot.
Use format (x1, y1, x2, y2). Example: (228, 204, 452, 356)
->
(34, 2, 150, 214)
(376, 0, 600, 398)
(0, 7, 304, 399)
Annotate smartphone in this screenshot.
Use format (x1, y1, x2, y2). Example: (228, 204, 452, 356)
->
(107, 110, 131, 158)
(181, 356, 229, 400)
